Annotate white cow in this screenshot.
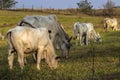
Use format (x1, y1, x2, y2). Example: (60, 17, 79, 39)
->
(73, 22, 102, 45)
(103, 18, 119, 31)
(6, 26, 59, 70)
(86, 23, 102, 42)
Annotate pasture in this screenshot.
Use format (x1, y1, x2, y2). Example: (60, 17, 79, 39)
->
(0, 10, 120, 80)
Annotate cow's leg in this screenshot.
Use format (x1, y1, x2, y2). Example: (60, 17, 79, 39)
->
(83, 36, 86, 45)
(76, 38, 78, 46)
(80, 37, 83, 45)
(24, 57, 27, 65)
(85, 33, 89, 45)
(8, 50, 14, 69)
(104, 23, 107, 32)
(104, 24, 108, 32)
(37, 46, 44, 70)
(85, 36, 89, 45)
(83, 35, 86, 45)
(113, 26, 117, 31)
(106, 25, 109, 32)
(33, 53, 37, 63)
(76, 37, 78, 46)
(75, 34, 79, 46)
(18, 51, 24, 69)
(80, 34, 83, 45)
(111, 26, 114, 31)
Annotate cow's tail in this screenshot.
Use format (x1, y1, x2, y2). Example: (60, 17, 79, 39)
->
(6, 31, 15, 55)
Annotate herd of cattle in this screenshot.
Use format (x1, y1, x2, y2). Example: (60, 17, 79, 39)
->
(4, 15, 120, 70)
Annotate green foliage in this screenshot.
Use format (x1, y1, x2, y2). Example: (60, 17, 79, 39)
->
(102, 0, 115, 16)
(77, 0, 93, 14)
(0, 0, 17, 9)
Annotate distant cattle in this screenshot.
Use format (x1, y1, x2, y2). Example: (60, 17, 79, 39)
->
(73, 22, 102, 45)
(18, 15, 72, 58)
(6, 26, 59, 70)
(103, 18, 119, 31)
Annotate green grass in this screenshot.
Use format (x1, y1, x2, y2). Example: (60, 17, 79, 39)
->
(0, 10, 120, 80)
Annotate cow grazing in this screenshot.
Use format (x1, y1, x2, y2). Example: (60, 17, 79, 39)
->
(86, 23, 102, 42)
(18, 15, 72, 58)
(103, 18, 119, 31)
(73, 22, 102, 45)
(6, 26, 59, 70)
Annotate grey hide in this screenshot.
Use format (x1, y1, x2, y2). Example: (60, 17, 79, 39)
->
(18, 15, 72, 58)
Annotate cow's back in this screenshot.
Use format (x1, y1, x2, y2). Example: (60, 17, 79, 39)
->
(79, 23, 88, 34)
(74, 22, 88, 34)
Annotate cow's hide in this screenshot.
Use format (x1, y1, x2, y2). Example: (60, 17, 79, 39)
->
(6, 26, 59, 70)
(103, 18, 119, 31)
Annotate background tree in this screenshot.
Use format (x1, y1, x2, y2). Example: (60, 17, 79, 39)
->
(77, 0, 93, 15)
(103, 0, 115, 16)
(0, 0, 17, 9)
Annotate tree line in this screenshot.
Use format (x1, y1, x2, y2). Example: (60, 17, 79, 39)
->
(0, 0, 118, 16)
(0, 0, 17, 9)
(77, 0, 116, 16)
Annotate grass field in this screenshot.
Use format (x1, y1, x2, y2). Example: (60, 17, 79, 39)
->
(0, 10, 120, 80)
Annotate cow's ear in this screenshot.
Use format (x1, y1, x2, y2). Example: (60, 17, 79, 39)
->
(48, 30, 52, 33)
(55, 56, 60, 61)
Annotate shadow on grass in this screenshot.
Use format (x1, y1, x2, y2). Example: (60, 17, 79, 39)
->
(68, 43, 120, 62)
(105, 31, 120, 37)
(90, 72, 120, 80)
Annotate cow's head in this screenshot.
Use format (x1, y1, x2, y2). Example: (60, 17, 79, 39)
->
(46, 56, 60, 69)
(95, 33, 102, 42)
(61, 36, 72, 58)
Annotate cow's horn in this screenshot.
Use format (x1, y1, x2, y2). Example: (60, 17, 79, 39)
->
(68, 36, 72, 42)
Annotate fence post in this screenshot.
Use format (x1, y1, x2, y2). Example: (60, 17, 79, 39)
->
(90, 42, 95, 80)
(118, 55, 120, 64)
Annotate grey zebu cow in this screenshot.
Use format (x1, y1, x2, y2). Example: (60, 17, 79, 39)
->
(6, 26, 59, 70)
(103, 18, 119, 31)
(73, 22, 102, 45)
(18, 15, 72, 58)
